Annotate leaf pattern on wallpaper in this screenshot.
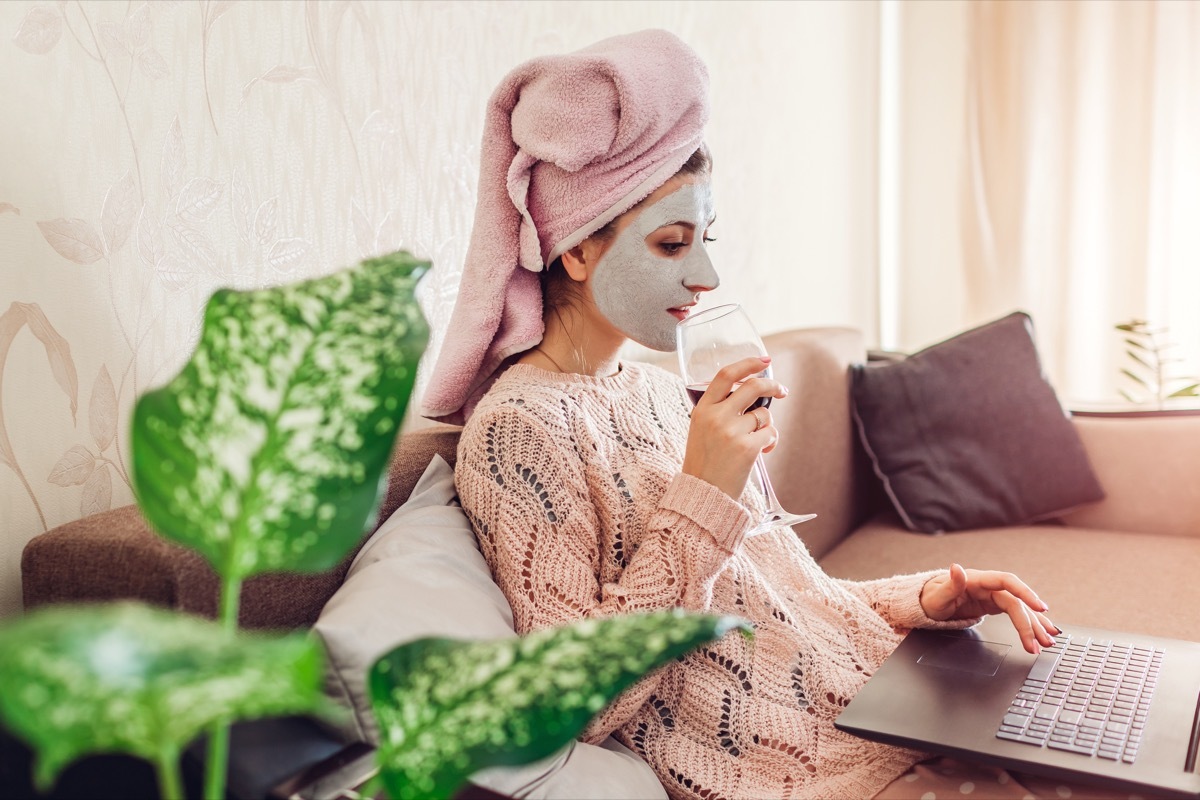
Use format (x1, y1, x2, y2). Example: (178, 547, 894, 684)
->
(376, 209, 405, 253)
(13, 303, 78, 424)
(254, 197, 278, 245)
(175, 177, 223, 225)
(100, 172, 137, 255)
(97, 20, 128, 56)
(160, 116, 186, 199)
(240, 65, 319, 106)
(0, 303, 81, 530)
(167, 220, 216, 268)
(47, 445, 94, 487)
(13, 5, 62, 55)
(37, 219, 105, 265)
(0, 203, 20, 216)
(351, 200, 374, 257)
(139, 47, 169, 81)
(205, 0, 237, 33)
(126, 3, 150, 50)
(80, 466, 112, 516)
(135, 207, 163, 269)
(155, 253, 197, 293)
(89, 366, 117, 452)
(200, 0, 238, 134)
(267, 239, 310, 273)
(230, 170, 252, 246)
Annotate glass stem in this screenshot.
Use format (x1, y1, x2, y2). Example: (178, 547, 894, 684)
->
(754, 455, 784, 514)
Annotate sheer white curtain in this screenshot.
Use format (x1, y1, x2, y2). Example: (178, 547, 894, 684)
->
(961, 0, 1200, 405)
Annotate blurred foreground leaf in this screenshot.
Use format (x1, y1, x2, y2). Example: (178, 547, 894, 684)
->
(132, 251, 430, 580)
(369, 610, 751, 800)
(0, 603, 323, 789)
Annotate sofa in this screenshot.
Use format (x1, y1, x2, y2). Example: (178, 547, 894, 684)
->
(20, 325, 1200, 792)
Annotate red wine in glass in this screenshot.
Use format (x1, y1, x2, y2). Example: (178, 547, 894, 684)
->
(685, 381, 771, 410)
(677, 304, 817, 536)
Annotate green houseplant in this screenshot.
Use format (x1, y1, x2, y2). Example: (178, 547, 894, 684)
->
(1116, 319, 1199, 408)
(0, 251, 746, 799)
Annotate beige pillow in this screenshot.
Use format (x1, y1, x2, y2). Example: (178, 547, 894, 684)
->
(313, 455, 666, 799)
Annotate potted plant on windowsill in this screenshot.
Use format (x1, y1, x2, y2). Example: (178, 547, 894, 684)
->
(1115, 319, 1199, 409)
(0, 251, 748, 799)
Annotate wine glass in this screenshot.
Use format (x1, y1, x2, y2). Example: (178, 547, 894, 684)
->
(676, 303, 817, 536)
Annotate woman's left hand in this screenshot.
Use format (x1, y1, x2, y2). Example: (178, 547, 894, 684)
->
(920, 564, 1060, 655)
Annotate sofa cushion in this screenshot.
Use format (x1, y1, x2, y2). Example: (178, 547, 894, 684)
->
(313, 455, 666, 799)
(850, 312, 1104, 534)
(819, 514, 1200, 642)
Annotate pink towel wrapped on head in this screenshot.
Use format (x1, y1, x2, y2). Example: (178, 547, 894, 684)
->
(421, 28, 710, 424)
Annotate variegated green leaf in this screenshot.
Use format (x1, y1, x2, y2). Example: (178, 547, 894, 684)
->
(369, 610, 751, 800)
(0, 602, 324, 790)
(1168, 382, 1199, 398)
(131, 251, 429, 579)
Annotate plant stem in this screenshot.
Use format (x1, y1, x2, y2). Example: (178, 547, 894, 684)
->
(218, 575, 242, 633)
(157, 745, 184, 800)
(204, 575, 242, 799)
(1150, 329, 1165, 409)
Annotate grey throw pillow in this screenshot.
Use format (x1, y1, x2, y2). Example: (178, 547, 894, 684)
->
(313, 455, 667, 799)
(851, 312, 1105, 534)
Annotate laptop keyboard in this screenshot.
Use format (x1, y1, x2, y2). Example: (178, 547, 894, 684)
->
(995, 632, 1163, 763)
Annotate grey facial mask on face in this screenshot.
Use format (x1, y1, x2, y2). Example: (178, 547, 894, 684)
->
(591, 183, 719, 351)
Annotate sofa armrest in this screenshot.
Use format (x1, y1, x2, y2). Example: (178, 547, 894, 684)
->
(1059, 411, 1200, 538)
(21, 504, 195, 610)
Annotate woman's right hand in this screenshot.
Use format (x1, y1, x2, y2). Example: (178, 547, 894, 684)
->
(682, 356, 788, 501)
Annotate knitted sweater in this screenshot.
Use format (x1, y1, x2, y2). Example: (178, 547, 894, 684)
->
(455, 361, 971, 800)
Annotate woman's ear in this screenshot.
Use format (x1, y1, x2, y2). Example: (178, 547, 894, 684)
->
(559, 244, 592, 283)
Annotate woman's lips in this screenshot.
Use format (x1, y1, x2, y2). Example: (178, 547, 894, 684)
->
(668, 307, 691, 322)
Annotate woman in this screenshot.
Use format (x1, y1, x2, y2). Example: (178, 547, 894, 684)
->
(422, 30, 1086, 800)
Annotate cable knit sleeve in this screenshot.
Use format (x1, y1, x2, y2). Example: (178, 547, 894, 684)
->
(836, 571, 981, 633)
(456, 402, 752, 742)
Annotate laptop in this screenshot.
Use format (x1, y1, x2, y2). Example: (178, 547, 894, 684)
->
(835, 614, 1200, 798)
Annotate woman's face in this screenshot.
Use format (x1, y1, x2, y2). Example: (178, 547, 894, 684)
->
(587, 175, 720, 351)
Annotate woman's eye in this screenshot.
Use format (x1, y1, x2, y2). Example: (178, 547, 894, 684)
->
(703, 236, 717, 244)
(659, 242, 686, 255)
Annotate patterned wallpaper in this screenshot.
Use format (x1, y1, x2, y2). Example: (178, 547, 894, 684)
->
(0, 0, 881, 617)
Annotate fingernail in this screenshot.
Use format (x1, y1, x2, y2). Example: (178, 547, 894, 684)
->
(759, 356, 771, 363)
(780, 386, 790, 396)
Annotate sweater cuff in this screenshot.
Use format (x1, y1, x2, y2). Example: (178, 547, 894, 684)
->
(656, 472, 752, 555)
(879, 570, 982, 632)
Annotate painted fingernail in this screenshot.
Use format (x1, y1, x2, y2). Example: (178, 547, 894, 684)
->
(780, 386, 790, 396)
(759, 356, 771, 363)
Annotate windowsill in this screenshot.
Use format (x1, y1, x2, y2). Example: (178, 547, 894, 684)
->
(1069, 404, 1200, 418)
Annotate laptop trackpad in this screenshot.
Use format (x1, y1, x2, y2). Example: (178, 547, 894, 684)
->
(917, 635, 1010, 677)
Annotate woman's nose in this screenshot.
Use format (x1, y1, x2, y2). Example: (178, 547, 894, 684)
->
(683, 248, 720, 292)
